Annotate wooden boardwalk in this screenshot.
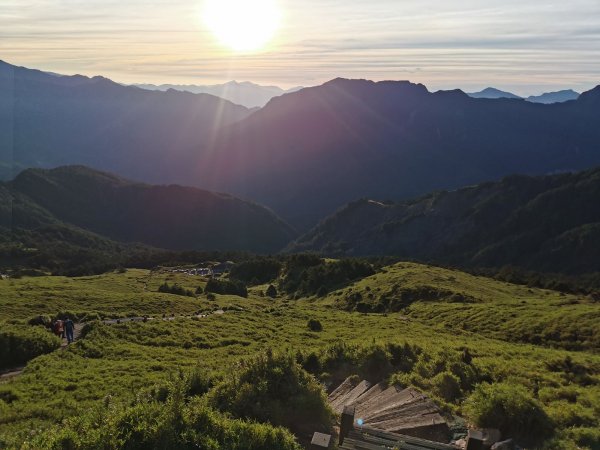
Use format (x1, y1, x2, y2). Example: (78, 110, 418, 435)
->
(329, 377, 451, 444)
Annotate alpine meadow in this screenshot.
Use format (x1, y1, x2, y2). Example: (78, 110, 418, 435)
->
(1, 1, 600, 450)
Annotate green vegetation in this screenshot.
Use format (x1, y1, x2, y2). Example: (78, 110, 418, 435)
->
(205, 278, 248, 298)
(464, 382, 552, 447)
(0, 324, 61, 369)
(266, 284, 278, 298)
(0, 262, 598, 449)
(230, 258, 283, 285)
(330, 263, 600, 351)
(208, 351, 334, 436)
(280, 255, 374, 296)
(21, 372, 301, 450)
(158, 282, 196, 297)
(6, 165, 295, 256)
(307, 319, 323, 332)
(288, 168, 600, 277)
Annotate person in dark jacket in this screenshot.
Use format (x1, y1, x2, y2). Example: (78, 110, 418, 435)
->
(64, 318, 75, 344)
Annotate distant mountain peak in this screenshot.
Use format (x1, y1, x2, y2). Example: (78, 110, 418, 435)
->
(481, 87, 509, 94)
(468, 87, 522, 99)
(527, 89, 580, 104)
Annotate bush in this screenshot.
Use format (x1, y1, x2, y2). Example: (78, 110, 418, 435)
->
(205, 278, 248, 298)
(22, 386, 302, 450)
(158, 282, 195, 297)
(27, 315, 52, 327)
(307, 319, 323, 332)
(266, 284, 278, 298)
(185, 370, 213, 397)
(281, 256, 374, 296)
(464, 382, 552, 446)
(208, 351, 334, 436)
(432, 372, 462, 402)
(297, 342, 423, 388)
(0, 324, 62, 369)
(230, 258, 282, 284)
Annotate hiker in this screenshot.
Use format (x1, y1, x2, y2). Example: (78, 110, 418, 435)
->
(64, 318, 75, 344)
(53, 319, 64, 338)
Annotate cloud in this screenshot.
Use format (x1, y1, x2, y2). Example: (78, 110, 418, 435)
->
(1, 0, 599, 93)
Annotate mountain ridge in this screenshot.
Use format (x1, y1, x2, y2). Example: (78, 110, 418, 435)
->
(5, 165, 296, 253)
(134, 80, 303, 108)
(467, 86, 581, 103)
(0, 60, 252, 181)
(194, 77, 600, 228)
(2, 61, 600, 230)
(286, 167, 600, 274)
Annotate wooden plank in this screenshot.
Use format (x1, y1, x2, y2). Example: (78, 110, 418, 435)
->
(359, 426, 456, 450)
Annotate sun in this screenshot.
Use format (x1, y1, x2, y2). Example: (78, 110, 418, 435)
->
(203, 0, 282, 52)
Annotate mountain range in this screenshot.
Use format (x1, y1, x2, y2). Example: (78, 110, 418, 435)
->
(287, 167, 600, 274)
(0, 60, 251, 181)
(195, 78, 600, 228)
(134, 81, 303, 108)
(2, 60, 600, 231)
(468, 87, 580, 103)
(2, 165, 295, 254)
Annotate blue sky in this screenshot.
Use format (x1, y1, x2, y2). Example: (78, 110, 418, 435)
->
(1, 0, 599, 94)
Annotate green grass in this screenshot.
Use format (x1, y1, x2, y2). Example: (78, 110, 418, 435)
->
(331, 262, 600, 351)
(0, 263, 599, 449)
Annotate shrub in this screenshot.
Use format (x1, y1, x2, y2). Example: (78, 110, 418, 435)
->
(205, 278, 248, 298)
(185, 370, 213, 397)
(208, 351, 334, 436)
(158, 282, 195, 297)
(432, 372, 462, 402)
(307, 319, 323, 332)
(569, 427, 600, 449)
(22, 388, 301, 450)
(358, 345, 392, 381)
(301, 352, 322, 375)
(464, 382, 552, 446)
(230, 258, 282, 284)
(387, 342, 420, 373)
(27, 315, 52, 327)
(281, 256, 374, 296)
(0, 324, 62, 369)
(266, 284, 278, 298)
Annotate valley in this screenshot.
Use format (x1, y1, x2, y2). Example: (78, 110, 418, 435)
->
(1, 57, 600, 450)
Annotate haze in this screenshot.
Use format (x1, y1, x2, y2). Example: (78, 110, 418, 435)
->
(1, 0, 599, 95)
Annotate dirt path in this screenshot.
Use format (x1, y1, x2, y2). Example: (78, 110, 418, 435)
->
(0, 367, 26, 381)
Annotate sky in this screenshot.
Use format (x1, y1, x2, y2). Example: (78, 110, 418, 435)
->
(1, 0, 599, 94)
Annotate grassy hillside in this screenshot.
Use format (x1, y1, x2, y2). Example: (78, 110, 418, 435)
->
(0, 262, 598, 449)
(327, 262, 600, 352)
(288, 168, 600, 275)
